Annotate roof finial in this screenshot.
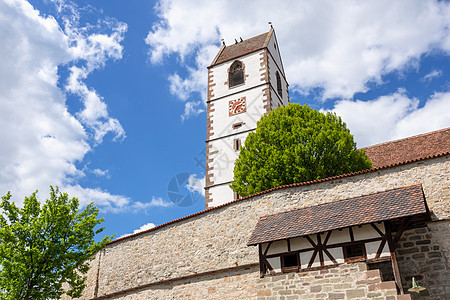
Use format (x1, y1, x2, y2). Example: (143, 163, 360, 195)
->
(235, 39, 238, 44)
(221, 38, 225, 46)
(240, 37, 243, 42)
(268, 21, 273, 29)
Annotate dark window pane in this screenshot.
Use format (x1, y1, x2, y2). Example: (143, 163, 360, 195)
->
(231, 70, 244, 86)
(229, 61, 244, 87)
(343, 243, 366, 262)
(282, 253, 298, 268)
(276, 71, 282, 97)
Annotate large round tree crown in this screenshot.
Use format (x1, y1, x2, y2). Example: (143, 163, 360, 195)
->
(230, 103, 372, 197)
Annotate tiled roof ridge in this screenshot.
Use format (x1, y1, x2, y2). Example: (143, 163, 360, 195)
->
(256, 183, 423, 221)
(108, 150, 448, 245)
(363, 127, 450, 150)
(225, 30, 271, 49)
(209, 30, 272, 67)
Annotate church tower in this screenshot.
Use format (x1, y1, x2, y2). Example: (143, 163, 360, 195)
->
(205, 28, 289, 209)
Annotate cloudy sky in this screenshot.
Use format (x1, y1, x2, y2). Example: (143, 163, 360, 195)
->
(1, 0, 449, 239)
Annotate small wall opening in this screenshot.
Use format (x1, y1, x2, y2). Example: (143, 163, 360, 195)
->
(343, 243, 366, 263)
(281, 253, 299, 272)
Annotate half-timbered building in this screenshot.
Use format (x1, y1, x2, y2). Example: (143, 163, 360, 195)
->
(248, 184, 431, 294)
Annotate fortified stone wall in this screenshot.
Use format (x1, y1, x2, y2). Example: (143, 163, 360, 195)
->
(77, 156, 449, 299)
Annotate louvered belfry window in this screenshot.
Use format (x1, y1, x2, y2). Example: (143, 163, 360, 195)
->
(229, 61, 244, 87)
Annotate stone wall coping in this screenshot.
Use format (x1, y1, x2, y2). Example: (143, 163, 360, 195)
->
(108, 152, 449, 246)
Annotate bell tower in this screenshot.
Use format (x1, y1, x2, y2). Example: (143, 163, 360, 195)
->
(205, 28, 289, 209)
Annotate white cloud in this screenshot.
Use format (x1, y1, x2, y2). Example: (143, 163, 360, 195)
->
(422, 70, 442, 82)
(132, 197, 174, 211)
(119, 222, 156, 238)
(64, 185, 130, 212)
(166, 45, 217, 121)
(92, 168, 109, 178)
(186, 174, 205, 196)
(392, 92, 450, 139)
(145, 0, 450, 121)
(332, 90, 450, 147)
(0, 0, 128, 209)
(63, 9, 127, 143)
(181, 101, 204, 122)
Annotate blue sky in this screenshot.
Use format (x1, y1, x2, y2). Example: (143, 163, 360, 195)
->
(1, 0, 449, 240)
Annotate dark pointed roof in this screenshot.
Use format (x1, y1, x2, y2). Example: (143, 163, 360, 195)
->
(210, 30, 273, 67)
(247, 184, 430, 246)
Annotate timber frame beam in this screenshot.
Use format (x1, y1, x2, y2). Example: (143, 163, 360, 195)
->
(257, 217, 412, 296)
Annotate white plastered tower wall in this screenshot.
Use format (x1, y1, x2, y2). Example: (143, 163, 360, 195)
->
(205, 29, 289, 208)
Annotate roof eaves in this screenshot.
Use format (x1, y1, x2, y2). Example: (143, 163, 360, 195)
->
(262, 28, 273, 48)
(209, 43, 226, 68)
(247, 183, 425, 246)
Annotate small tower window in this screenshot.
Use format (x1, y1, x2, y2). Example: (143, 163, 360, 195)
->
(276, 71, 282, 97)
(233, 139, 241, 151)
(229, 61, 244, 87)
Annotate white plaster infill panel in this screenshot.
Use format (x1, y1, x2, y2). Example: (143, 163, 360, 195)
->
(327, 228, 352, 244)
(267, 257, 281, 272)
(265, 240, 288, 255)
(290, 236, 313, 251)
(366, 241, 390, 259)
(326, 247, 344, 264)
(209, 50, 266, 100)
(353, 223, 385, 240)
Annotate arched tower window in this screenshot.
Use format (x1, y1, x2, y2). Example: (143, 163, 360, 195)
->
(276, 71, 282, 97)
(229, 60, 244, 87)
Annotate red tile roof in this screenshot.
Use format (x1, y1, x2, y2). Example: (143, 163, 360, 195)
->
(210, 30, 272, 67)
(364, 127, 450, 167)
(247, 184, 429, 246)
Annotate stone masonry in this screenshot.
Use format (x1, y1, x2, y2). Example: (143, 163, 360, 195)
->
(71, 155, 449, 299)
(256, 262, 402, 300)
(396, 222, 450, 299)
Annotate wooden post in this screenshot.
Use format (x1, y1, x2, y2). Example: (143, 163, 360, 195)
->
(384, 221, 404, 295)
(317, 233, 324, 267)
(259, 244, 265, 278)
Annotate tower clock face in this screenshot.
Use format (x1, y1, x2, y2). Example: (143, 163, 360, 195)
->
(228, 97, 246, 116)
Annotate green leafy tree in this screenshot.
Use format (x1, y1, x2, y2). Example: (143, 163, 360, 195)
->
(0, 187, 113, 299)
(231, 104, 372, 197)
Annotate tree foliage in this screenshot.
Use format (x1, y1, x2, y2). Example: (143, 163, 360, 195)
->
(0, 187, 113, 299)
(230, 104, 372, 197)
